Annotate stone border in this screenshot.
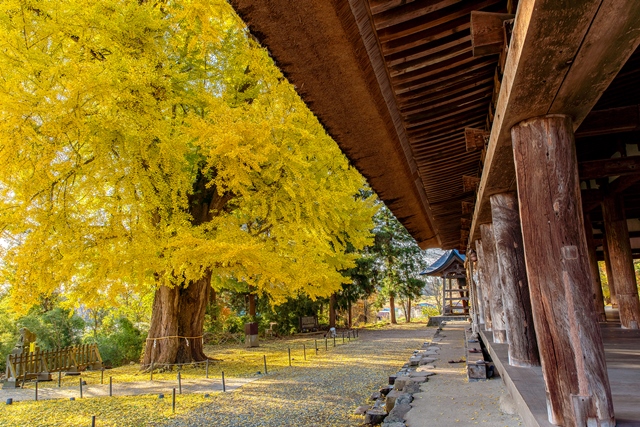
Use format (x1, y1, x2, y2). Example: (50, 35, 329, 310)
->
(354, 327, 439, 426)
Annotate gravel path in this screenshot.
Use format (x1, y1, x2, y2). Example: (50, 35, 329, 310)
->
(158, 324, 432, 427)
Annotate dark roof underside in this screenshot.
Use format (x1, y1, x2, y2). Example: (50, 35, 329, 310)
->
(231, 0, 506, 249)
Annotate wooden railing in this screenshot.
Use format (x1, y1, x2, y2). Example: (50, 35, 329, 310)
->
(4, 344, 102, 387)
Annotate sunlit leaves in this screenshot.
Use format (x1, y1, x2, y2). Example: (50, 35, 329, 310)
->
(0, 0, 376, 312)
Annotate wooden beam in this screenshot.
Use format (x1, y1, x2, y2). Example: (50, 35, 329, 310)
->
(465, 128, 490, 152)
(470, 11, 515, 57)
(462, 201, 475, 215)
(576, 104, 640, 138)
(490, 193, 539, 367)
(469, 0, 640, 244)
(512, 114, 614, 426)
(461, 217, 472, 230)
(579, 155, 640, 180)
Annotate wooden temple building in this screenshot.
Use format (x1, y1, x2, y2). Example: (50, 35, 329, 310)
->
(230, 0, 640, 426)
(421, 249, 469, 317)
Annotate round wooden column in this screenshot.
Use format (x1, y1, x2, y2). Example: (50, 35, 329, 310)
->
(512, 114, 614, 427)
(480, 223, 507, 343)
(490, 193, 540, 367)
(472, 256, 486, 326)
(601, 194, 640, 329)
(475, 240, 493, 330)
(584, 214, 607, 322)
(601, 232, 618, 308)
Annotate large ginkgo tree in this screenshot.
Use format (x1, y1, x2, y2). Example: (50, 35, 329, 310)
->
(0, 0, 376, 364)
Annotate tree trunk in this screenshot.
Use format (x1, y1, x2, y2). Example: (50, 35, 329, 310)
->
(389, 295, 397, 324)
(248, 293, 256, 321)
(143, 272, 211, 366)
(512, 114, 614, 427)
(347, 301, 352, 328)
(329, 293, 337, 328)
(406, 298, 411, 323)
(480, 223, 507, 343)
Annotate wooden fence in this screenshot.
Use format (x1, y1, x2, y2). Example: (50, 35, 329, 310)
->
(4, 344, 102, 388)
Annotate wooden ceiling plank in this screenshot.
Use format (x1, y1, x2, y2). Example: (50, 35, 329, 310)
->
(399, 76, 494, 109)
(390, 44, 473, 77)
(394, 57, 494, 94)
(378, 0, 502, 44)
(386, 33, 471, 67)
(401, 84, 493, 116)
(370, 0, 419, 16)
(404, 98, 489, 127)
(374, 0, 463, 30)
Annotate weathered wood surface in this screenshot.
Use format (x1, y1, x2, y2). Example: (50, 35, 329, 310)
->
(472, 259, 486, 326)
(465, 128, 489, 152)
(579, 156, 640, 180)
(489, 193, 539, 367)
(479, 224, 507, 343)
(512, 114, 614, 427)
(470, 11, 515, 57)
(469, 0, 640, 244)
(576, 104, 640, 138)
(601, 194, 640, 329)
(584, 214, 607, 322)
(601, 230, 618, 308)
(475, 240, 492, 330)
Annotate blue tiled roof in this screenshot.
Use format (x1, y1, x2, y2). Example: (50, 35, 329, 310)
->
(420, 250, 465, 276)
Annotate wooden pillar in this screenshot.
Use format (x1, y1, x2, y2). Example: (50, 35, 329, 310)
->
(584, 214, 607, 322)
(512, 115, 614, 427)
(441, 275, 446, 315)
(602, 194, 640, 329)
(601, 231, 618, 308)
(490, 193, 540, 367)
(475, 240, 493, 330)
(469, 254, 485, 326)
(479, 223, 507, 343)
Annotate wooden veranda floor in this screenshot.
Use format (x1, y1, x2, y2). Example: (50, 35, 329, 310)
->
(479, 316, 640, 427)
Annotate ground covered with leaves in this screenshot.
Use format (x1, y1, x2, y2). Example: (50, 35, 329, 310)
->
(0, 324, 428, 426)
(161, 324, 429, 427)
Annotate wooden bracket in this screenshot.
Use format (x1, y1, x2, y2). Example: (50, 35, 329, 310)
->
(463, 176, 481, 193)
(465, 128, 490, 152)
(462, 201, 475, 215)
(470, 11, 515, 57)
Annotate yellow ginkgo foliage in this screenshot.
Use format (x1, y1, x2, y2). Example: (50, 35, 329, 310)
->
(0, 0, 376, 364)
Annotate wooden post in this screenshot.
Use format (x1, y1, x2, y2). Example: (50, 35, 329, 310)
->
(512, 114, 614, 427)
(601, 194, 640, 329)
(490, 193, 540, 367)
(601, 231, 618, 308)
(479, 223, 507, 343)
(584, 214, 607, 322)
(441, 275, 446, 315)
(475, 240, 493, 330)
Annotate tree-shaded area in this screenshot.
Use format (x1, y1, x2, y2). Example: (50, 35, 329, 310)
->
(0, 0, 375, 365)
